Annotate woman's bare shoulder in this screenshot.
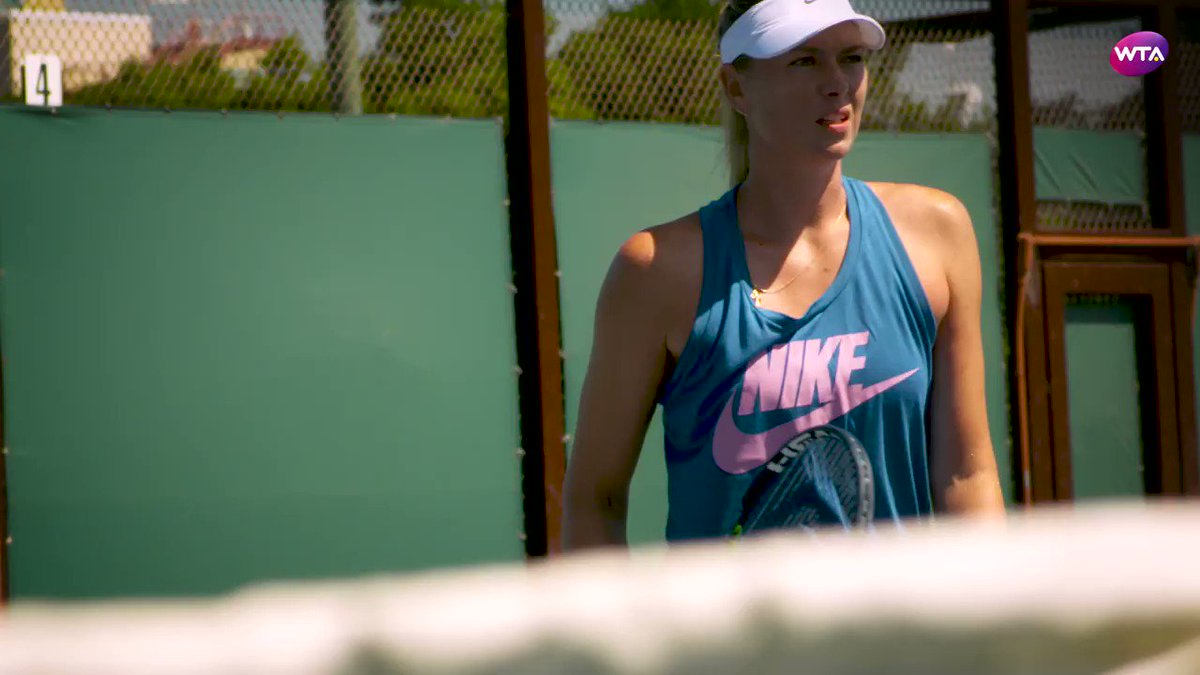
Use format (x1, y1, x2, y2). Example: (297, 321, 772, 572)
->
(610, 212, 702, 292)
(604, 212, 704, 357)
(864, 182, 975, 323)
(865, 181, 973, 239)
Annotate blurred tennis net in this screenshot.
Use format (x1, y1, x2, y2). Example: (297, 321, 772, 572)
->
(1, 501, 1199, 674)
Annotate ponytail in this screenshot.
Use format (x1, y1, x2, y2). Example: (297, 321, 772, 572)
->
(716, 0, 762, 187)
(721, 88, 750, 187)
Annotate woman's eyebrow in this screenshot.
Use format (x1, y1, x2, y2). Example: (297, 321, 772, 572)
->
(786, 44, 868, 56)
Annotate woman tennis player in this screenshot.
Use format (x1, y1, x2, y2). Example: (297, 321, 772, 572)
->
(563, 0, 1005, 548)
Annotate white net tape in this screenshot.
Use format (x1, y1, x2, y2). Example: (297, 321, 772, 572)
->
(2, 501, 1200, 674)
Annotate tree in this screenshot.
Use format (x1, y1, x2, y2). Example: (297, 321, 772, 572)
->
(69, 37, 336, 112)
(72, 46, 239, 110)
(363, 0, 591, 118)
(554, 0, 722, 124)
(237, 36, 332, 112)
(619, 0, 720, 23)
(361, 0, 507, 116)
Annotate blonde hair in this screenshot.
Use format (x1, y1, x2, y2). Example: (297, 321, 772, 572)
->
(716, 0, 760, 187)
(720, 95, 750, 188)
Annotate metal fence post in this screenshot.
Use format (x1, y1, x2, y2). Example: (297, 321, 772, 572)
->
(994, 0, 1047, 505)
(325, 0, 363, 115)
(505, 0, 566, 557)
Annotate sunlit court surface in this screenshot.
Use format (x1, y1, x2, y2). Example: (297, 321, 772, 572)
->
(1, 0, 1200, 673)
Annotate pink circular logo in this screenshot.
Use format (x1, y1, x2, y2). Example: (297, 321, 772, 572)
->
(1110, 31, 1169, 76)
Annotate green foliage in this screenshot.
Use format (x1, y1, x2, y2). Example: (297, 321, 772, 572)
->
(36, 0, 999, 130)
(555, 9, 721, 124)
(546, 60, 593, 121)
(67, 34, 331, 112)
(51, 0, 718, 120)
(238, 37, 331, 112)
(237, 69, 332, 113)
(72, 47, 240, 110)
(363, 4, 507, 117)
(260, 35, 310, 78)
(618, 0, 721, 23)
(389, 0, 495, 12)
(362, 1, 591, 118)
(53, 0, 719, 120)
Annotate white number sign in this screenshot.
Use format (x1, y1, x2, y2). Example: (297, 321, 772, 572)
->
(23, 54, 63, 108)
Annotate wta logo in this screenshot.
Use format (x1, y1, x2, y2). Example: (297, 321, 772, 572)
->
(1110, 31, 1169, 76)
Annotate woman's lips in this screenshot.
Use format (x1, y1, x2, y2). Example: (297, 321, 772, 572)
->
(817, 112, 851, 133)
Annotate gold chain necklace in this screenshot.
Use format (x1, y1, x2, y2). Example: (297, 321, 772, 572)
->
(749, 211, 847, 308)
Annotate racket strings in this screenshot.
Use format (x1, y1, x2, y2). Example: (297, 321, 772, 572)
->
(746, 435, 846, 531)
(807, 440, 858, 528)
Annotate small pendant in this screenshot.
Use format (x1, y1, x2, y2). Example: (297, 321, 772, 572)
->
(750, 288, 763, 307)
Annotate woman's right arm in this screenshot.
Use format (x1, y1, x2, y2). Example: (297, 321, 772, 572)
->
(562, 230, 673, 552)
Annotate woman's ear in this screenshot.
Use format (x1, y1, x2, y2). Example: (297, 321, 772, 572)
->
(718, 63, 748, 117)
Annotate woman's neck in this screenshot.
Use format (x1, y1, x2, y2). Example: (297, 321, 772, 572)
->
(737, 156, 848, 246)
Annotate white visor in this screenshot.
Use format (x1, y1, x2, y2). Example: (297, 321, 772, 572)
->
(719, 0, 886, 65)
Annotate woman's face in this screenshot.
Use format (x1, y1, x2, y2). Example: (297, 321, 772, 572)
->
(723, 21, 870, 162)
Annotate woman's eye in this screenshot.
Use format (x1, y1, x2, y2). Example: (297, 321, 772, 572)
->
(843, 54, 865, 64)
(790, 57, 817, 66)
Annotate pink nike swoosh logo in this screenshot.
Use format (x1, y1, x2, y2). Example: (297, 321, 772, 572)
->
(712, 369, 918, 474)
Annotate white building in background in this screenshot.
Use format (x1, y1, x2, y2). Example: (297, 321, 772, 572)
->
(1, 9, 152, 97)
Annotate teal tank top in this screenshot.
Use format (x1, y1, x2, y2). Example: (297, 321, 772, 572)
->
(658, 176, 937, 541)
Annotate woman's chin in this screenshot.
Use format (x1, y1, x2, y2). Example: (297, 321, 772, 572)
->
(813, 139, 854, 161)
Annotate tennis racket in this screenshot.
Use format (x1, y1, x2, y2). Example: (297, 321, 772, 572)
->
(731, 425, 874, 536)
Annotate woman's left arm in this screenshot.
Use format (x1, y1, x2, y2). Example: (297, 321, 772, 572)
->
(928, 193, 1007, 518)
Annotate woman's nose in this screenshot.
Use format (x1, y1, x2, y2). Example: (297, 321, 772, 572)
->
(818, 63, 850, 98)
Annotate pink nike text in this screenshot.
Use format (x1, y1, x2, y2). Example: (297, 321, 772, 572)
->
(712, 331, 917, 474)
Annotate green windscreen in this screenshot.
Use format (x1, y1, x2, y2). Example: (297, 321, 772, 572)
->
(846, 134, 1010, 507)
(551, 122, 727, 545)
(1064, 299, 1145, 499)
(0, 107, 522, 599)
(552, 123, 1012, 546)
(1033, 128, 1144, 204)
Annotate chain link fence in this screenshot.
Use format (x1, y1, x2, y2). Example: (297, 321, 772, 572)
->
(0, 0, 1173, 232)
(0, 0, 1186, 133)
(5, 0, 1180, 232)
(1029, 10, 1145, 131)
(1183, 10, 1199, 134)
(547, 0, 995, 130)
(0, 0, 510, 115)
(1027, 7, 1152, 232)
(859, 3, 994, 133)
(1, 0, 995, 131)
(550, 8, 718, 124)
